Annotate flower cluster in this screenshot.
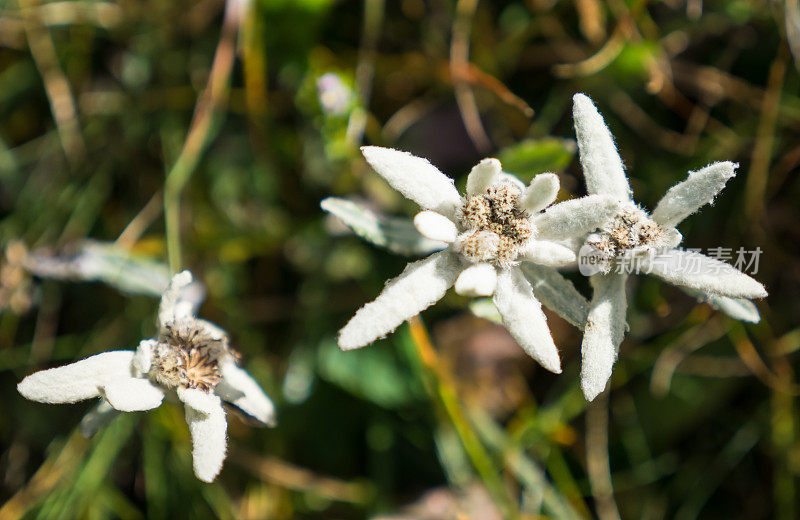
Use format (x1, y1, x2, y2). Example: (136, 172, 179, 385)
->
(17, 271, 276, 482)
(330, 94, 767, 402)
(337, 147, 617, 373)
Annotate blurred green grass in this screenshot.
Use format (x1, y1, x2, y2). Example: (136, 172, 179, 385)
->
(1, 0, 799, 518)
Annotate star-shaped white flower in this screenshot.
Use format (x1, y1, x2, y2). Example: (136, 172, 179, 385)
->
(337, 146, 619, 373)
(17, 271, 276, 483)
(571, 93, 768, 401)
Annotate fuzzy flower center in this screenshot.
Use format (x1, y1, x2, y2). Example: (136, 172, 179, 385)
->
(583, 205, 665, 273)
(456, 183, 533, 268)
(149, 321, 237, 393)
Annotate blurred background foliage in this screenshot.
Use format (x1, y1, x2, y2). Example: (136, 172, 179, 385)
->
(0, 0, 799, 518)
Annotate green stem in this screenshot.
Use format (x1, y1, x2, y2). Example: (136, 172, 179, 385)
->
(407, 317, 519, 519)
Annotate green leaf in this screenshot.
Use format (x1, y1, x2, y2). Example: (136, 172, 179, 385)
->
(317, 339, 420, 408)
(497, 138, 576, 180)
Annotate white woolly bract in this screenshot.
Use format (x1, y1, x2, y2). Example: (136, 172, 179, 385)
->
(492, 268, 561, 373)
(17, 351, 135, 404)
(533, 195, 619, 240)
(572, 94, 632, 200)
(454, 263, 497, 297)
(703, 294, 761, 323)
(520, 173, 559, 214)
(133, 339, 156, 375)
(102, 378, 164, 412)
(651, 162, 738, 227)
(178, 387, 221, 414)
(520, 263, 590, 329)
(216, 360, 277, 426)
(521, 240, 576, 267)
(184, 394, 227, 483)
(643, 249, 767, 299)
(361, 146, 463, 220)
(581, 273, 628, 401)
(158, 270, 195, 326)
(466, 158, 501, 197)
(338, 251, 461, 350)
(414, 210, 458, 243)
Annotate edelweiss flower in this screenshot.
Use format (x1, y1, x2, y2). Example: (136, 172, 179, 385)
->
(17, 271, 276, 482)
(337, 146, 619, 373)
(571, 93, 768, 401)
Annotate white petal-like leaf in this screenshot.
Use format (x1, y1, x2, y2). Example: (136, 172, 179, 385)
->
(338, 251, 462, 350)
(521, 240, 576, 267)
(454, 263, 497, 297)
(361, 146, 463, 220)
(581, 273, 628, 401)
(321, 197, 448, 256)
(184, 395, 227, 483)
(573, 94, 632, 200)
(178, 387, 221, 415)
(520, 263, 590, 329)
(466, 158, 501, 197)
(24, 240, 171, 297)
(493, 268, 561, 373)
(414, 211, 458, 244)
(642, 249, 767, 299)
(533, 195, 618, 240)
(133, 339, 157, 375)
(216, 360, 277, 426)
(520, 173, 560, 214)
(102, 378, 165, 412)
(681, 286, 761, 323)
(17, 351, 135, 404)
(651, 162, 738, 227)
(158, 270, 201, 326)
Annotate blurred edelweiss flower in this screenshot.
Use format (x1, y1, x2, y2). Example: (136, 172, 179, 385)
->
(17, 271, 276, 483)
(571, 93, 768, 401)
(336, 146, 619, 373)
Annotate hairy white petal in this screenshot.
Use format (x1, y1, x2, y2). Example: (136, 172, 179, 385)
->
(493, 269, 561, 373)
(102, 378, 165, 412)
(184, 396, 227, 483)
(521, 240, 577, 267)
(454, 263, 497, 296)
(643, 249, 767, 299)
(520, 173, 560, 214)
(652, 162, 738, 227)
(178, 387, 222, 415)
(681, 286, 761, 323)
(17, 351, 135, 404)
(520, 263, 590, 329)
(705, 295, 761, 323)
(533, 195, 619, 240)
(573, 94, 632, 200)
(361, 146, 463, 220)
(466, 158, 501, 197)
(216, 360, 276, 426)
(158, 270, 197, 326)
(79, 400, 118, 438)
(414, 211, 458, 243)
(581, 273, 628, 401)
(338, 251, 461, 350)
(133, 339, 157, 376)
